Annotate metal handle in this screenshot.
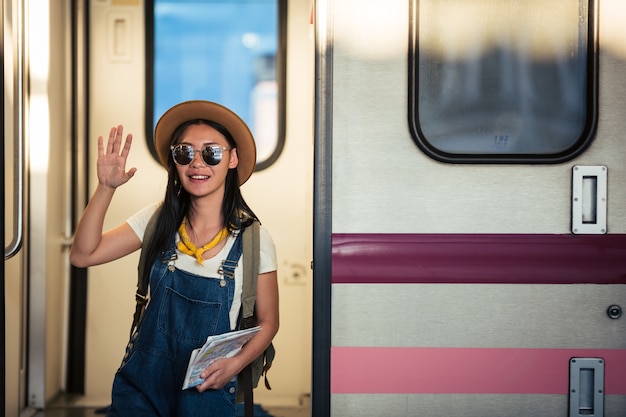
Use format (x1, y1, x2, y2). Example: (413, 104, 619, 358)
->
(5, 0, 25, 260)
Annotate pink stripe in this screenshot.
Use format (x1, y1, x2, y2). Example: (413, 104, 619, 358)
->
(331, 347, 626, 394)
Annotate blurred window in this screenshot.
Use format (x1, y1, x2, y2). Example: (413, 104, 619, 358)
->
(409, 0, 597, 163)
(147, 0, 285, 169)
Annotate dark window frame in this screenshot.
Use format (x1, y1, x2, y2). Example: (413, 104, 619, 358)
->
(144, 0, 287, 171)
(408, 0, 599, 164)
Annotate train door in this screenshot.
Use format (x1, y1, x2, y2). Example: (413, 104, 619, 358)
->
(81, 0, 313, 409)
(2, 1, 26, 411)
(3, 0, 76, 414)
(312, 0, 626, 416)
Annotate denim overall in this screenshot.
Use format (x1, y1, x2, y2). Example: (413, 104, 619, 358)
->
(107, 234, 243, 417)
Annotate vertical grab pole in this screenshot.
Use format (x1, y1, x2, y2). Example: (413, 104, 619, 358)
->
(312, 0, 333, 415)
(1, 0, 5, 412)
(3, 0, 26, 414)
(4, 0, 25, 260)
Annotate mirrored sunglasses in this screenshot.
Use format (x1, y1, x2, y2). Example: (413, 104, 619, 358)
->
(170, 144, 229, 166)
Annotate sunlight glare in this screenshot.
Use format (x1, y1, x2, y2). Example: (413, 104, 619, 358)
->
(28, 0, 50, 174)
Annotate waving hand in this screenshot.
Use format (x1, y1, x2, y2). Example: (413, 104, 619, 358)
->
(97, 125, 137, 188)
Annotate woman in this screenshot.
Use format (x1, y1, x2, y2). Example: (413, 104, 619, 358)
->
(70, 100, 279, 416)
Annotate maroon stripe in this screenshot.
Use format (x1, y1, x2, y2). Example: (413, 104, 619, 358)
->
(332, 233, 626, 284)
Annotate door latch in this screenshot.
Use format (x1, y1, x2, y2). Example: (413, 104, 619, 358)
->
(572, 166, 607, 234)
(569, 358, 604, 417)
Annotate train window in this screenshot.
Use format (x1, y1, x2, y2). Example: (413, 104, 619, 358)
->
(408, 1, 598, 163)
(146, 0, 286, 170)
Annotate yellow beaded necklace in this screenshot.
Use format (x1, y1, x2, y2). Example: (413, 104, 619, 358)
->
(177, 218, 229, 265)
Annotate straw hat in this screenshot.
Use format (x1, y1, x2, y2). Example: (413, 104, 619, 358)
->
(154, 100, 256, 185)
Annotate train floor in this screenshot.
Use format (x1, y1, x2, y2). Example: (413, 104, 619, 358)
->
(32, 406, 309, 417)
(31, 394, 310, 417)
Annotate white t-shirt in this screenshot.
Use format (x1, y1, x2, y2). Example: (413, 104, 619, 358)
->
(126, 202, 277, 330)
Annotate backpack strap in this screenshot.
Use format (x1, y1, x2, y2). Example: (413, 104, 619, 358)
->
(129, 206, 161, 337)
(241, 221, 276, 387)
(241, 220, 259, 417)
(238, 218, 276, 400)
(240, 220, 270, 417)
(241, 220, 260, 326)
(241, 365, 254, 417)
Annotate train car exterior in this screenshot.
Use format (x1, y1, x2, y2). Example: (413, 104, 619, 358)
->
(312, 0, 626, 416)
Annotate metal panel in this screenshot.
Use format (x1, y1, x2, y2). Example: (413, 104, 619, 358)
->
(332, 284, 626, 349)
(332, 394, 626, 417)
(27, 0, 73, 408)
(330, 0, 626, 236)
(320, 0, 626, 416)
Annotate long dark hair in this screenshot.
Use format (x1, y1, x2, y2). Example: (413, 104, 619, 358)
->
(142, 119, 258, 279)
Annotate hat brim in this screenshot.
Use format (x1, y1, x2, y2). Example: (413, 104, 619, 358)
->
(154, 100, 256, 185)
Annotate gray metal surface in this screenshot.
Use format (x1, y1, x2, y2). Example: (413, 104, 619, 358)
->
(332, 393, 626, 417)
(333, 284, 626, 349)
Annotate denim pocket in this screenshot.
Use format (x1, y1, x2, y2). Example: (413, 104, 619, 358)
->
(158, 286, 221, 346)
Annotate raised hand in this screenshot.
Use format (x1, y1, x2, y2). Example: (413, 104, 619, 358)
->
(97, 125, 137, 188)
